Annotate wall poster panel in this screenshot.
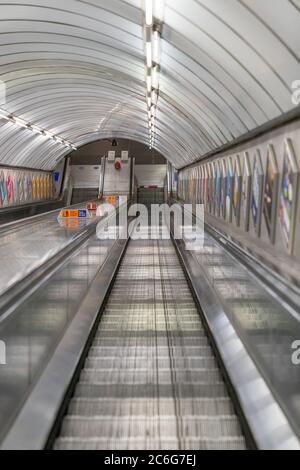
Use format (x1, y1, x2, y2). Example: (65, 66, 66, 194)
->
(263, 145, 279, 244)
(278, 139, 299, 254)
(242, 152, 252, 232)
(214, 161, 221, 218)
(233, 155, 242, 227)
(251, 150, 264, 237)
(0, 167, 55, 209)
(226, 157, 234, 223)
(220, 159, 227, 219)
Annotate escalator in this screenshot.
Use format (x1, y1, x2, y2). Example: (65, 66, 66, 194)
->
(1, 192, 299, 449)
(54, 228, 247, 449)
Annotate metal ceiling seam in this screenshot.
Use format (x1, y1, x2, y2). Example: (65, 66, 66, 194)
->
(164, 4, 286, 113)
(160, 64, 246, 138)
(161, 45, 256, 130)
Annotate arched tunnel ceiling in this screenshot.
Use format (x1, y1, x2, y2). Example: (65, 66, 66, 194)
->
(0, 0, 299, 170)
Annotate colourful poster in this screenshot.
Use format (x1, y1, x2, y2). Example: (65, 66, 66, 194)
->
(27, 176, 32, 200)
(32, 176, 36, 199)
(23, 175, 28, 201)
(36, 176, 40, 199)
(0, 171, 7, 206)
(220, 161, 226, 218)
(47, 174, 51, 198)
(7, 174, 13, 203)
(226, 158, 233, 222)
(18, 175, 24, 202)
(251, 152, 263, 235)
(242, 152, 251, 232)
(13, 174, 18, 203)
(43, 175, 47, 198)
(0, 168, 52, 208)
(233, 156, 242, 226)
(40, 176, 43, 198)
(214, 163, 221, 216)
(263, 147, 279, 242)
(278, 140, 299, 253)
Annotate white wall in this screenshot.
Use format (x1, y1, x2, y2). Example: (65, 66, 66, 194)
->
(70, 165, 101, 189)
(135, 165, 167, 187)
(103, 159, 131, 195)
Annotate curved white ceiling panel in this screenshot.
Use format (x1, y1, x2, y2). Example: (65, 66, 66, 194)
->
(0, 0, 299, 170)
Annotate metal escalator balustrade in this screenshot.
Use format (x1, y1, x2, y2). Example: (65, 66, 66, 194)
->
(71, 189, 99, 205)
(55, 226, 246, 450)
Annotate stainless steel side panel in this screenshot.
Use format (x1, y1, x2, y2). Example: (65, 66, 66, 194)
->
(0, 236, 129, 450)
(173, 237, 300, 450)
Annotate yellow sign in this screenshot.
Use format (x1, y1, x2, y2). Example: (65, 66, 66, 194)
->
(104, 195, 117, 205)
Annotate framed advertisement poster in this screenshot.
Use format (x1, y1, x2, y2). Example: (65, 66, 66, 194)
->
(202, 165, 206, 206)
(18, 174, 24, 202)
(0, 170, 7, 206)
(37, 175, 41, 199)
(197, 166, 201, 204)
(193, 168, 197, 205)
(242, 152, 252, 232)
(214, 161, 221, 217)
(7, 173, 12, 204)
(202, 165, 207, 210)
(39, 176, 43, 199)
(205, 164, 209, 209)
(278, 139, 299, 254)
(263, 145, 279, 244)
(233, 155, 242, 227)
(198, 166, 202, 204)
(27, 176, 32, 201)
(220, 159, 227, 219)
(226, 157, 233, 223)
(208, 163, 214, 214)
(32, 176, 36, 200)
(13, 174, 18, 203)
(23, 175, 28, 202)
(251, 150, 264, 237)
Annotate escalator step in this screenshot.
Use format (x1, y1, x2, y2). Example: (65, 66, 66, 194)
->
(79, 368, 221, 384)
(74, 383, 229, 398)
(55, 229, 246, 449)
(67, 397, 236, 417)
(54, 436, 246, 450)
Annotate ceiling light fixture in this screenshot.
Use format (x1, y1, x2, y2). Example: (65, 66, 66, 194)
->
(0, 108, 77, 150)
(144, 1, 161, 149)
(145, 0, 153, 26)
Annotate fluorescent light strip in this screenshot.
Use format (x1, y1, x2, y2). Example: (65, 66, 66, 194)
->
(144, 2, 161, 146)
(145, 0, 153, 26)
(153, 30, 160, 64)
(147, 75, 152, 93)
(152, 65, 159, 89)
(146, 42, 152, 68)
(0, 109, 77, 150)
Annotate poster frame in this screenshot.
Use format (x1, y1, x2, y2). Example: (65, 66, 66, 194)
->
(251, 149, 264, 237)
(226, 156, 234, 223)
(220, 159, 227, 220)
(278, 138, 299, 255)
(242, 151, 252, 232)
(263, 144, 279, 244)
(233, 155, 242, 227)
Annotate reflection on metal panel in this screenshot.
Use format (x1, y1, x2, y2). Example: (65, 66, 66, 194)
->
(71, 165, 101, 189)
(135, 164, 167, 188)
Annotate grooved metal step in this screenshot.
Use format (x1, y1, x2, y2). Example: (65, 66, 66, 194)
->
(55, 233, 246, 450)
(59, 415, 242, 439)
(67, 397, 235, 417)
(79, 368, 222, 384)
(55, 436, 246, 450)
